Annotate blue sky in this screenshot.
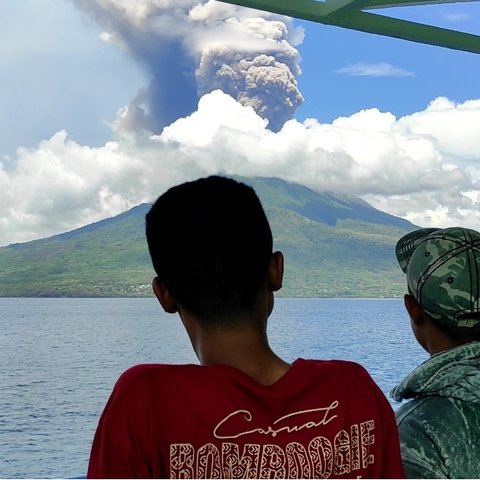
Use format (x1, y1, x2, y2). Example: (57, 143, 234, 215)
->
(296, 3, 480, 122)
(0, 0, 145, 157)
(0, 0, 479, 245)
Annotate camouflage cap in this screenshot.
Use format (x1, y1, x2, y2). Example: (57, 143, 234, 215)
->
(395, 227, 480, 328)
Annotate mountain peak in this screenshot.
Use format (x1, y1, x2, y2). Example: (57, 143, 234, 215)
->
(242, 176, 414, 229)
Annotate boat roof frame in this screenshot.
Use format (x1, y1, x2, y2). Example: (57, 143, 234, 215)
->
(217, 0, 480, 54)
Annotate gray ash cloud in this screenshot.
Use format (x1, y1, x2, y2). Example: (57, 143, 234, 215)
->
(73, 0, 304, 132)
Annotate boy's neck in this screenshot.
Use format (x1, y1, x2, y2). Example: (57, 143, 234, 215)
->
(185, 317, 291, 386)
(422, 316, 466, 355)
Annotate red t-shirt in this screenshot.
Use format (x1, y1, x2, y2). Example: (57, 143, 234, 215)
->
(87, 359, 404, 478)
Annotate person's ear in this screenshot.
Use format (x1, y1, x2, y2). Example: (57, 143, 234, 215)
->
(152, 277, 178, 314)
(404, 293, 424, 325)
(267, 251, 284, 292)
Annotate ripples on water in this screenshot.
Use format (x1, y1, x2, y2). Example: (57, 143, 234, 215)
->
(0, 297, 426, 478)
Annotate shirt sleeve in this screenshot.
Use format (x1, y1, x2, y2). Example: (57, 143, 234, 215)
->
(396, 408, 448, 479)
(349, 362, 405, 479)
(377, 390, 406, 478)
(400, 449, 447, 479)
(87, 368, 156, 478)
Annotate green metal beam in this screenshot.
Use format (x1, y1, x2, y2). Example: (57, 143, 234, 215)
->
(217, 0, 480, 54)
(215, 0, 330, 22)
(330, 0, 478, 10)
(323, 0, 361, 15)
(329, 10, 480, 54)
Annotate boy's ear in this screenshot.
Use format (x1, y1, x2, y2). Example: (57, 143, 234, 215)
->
(267, 251, 284, 292)
(152, 277, 178, 314)
(404, 293, 424, 325)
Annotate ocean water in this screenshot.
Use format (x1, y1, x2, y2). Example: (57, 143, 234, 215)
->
(0, 297, 426, 478)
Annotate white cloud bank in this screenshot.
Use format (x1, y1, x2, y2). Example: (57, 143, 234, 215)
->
(335, 62, 415, 78)
(1, 91, 480, 246)
(446, 13, 471, 23)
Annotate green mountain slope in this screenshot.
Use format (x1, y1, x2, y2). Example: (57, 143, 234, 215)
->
(0, 177, 415, 297)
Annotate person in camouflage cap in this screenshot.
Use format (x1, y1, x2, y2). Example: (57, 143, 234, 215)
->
(392, 226, 480, 478)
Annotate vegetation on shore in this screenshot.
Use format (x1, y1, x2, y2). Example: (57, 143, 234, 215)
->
(0, 177, 414, 298)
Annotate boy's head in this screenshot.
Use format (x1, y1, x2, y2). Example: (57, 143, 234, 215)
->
(146, 176, 277, 327)
(396, 226, 480, 343)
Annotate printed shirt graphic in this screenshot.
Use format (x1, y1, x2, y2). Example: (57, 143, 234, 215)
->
(87, 359, 404, 478)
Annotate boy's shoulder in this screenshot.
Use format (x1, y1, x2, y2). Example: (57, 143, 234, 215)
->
(303, 357, 368, 370)
(114, 363, 199, 388)
(301, 358, 375, 380)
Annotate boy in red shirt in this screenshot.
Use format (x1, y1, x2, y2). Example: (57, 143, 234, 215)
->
(87, 175, 404, 478)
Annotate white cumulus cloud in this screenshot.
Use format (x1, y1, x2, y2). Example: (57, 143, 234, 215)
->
(446, 13, 471, 22)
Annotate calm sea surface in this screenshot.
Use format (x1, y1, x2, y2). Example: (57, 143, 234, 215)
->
(0, 297, 426, 478)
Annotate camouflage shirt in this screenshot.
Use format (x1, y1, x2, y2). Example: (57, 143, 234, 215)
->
(391, 342, 480, 478)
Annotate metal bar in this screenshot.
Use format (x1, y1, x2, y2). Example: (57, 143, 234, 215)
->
(323, 0, 361, 15)
(214, 0, 330, 21)
(217, 0, 480, 54)
(359, 0, 480, 10)
(330, 10, 480, 53)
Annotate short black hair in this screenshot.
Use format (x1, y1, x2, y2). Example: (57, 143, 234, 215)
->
(432, 317, 480, 344)
(145, 176, 273, 326)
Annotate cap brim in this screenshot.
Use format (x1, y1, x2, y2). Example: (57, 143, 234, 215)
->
(395, 228, 440, 273)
